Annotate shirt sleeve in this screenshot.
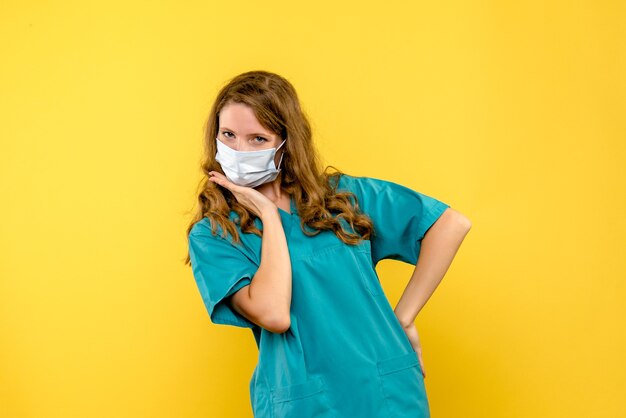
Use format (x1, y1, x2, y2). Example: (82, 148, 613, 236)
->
(336, 174, 450, 266)
(188, 221, 259, 329)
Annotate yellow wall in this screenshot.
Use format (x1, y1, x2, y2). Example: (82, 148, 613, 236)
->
(1, 1, 624, 417)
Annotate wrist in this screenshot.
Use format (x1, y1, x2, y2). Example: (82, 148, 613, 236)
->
(260, 206, 280, 220)
(394, 311, 413, 329)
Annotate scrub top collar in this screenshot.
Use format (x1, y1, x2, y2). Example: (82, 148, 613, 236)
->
(277, 194, 297, 217)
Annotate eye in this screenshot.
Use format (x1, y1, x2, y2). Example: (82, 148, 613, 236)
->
(222, 131, 234, 138)
(252, 136, 269, 143)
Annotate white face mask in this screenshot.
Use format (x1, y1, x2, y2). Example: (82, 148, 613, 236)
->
(215, 137, 287, 188)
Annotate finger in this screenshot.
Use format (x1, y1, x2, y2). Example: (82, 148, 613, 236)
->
(209, 170, 227, 180)
(416, 351, 426, 378)
(209, 171, 232, 188)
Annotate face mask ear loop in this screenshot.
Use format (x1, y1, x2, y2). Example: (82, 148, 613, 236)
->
(274, 139, 286, 170)
(276, 148, 285, 170)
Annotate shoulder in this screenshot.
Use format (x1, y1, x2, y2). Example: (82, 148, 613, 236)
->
(188, 217, 250, 263)
(331, 173, 392, 195)
(329, 172, 368, 190)
(189, 217, 229, 242)
(189, 208, 249, 238)
(189, 217, 213, 237)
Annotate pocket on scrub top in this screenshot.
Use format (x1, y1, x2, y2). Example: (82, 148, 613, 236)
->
(349, 240, 383, 296)
(271, 375, 333, 418)
(377, 351, 429, 417)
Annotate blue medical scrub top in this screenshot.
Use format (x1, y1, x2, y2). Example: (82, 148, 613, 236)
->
(188, 174, 450, 418)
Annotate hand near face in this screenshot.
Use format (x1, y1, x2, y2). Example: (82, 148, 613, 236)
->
(208, 171, 278, 218)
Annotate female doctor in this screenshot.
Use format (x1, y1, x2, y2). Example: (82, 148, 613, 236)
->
(185, 70, 471, 418)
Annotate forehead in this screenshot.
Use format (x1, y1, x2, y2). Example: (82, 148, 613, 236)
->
(219, 103, 272, 135)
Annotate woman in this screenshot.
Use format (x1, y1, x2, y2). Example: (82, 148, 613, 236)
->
(185, 70, 471, 418)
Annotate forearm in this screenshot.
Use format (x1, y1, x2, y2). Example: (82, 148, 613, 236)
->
(248, 208, 293, 328)
(394, 210, 471, 328)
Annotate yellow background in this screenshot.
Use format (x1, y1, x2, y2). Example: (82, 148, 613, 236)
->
(1, 1, 624, 417)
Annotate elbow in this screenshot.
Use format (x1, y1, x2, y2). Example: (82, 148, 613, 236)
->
(230, 283, 291, 333)
(441, 208, 471, 233)
(238, 297, 290, 333)
(453, 212, 472, 232)
(263, 314, 291, 334)
(251, 295, 291, 333)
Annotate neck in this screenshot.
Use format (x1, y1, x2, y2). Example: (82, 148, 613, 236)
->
(255, 175, 285, 201)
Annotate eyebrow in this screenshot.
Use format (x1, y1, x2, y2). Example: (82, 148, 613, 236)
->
(220, 127, 272, 137)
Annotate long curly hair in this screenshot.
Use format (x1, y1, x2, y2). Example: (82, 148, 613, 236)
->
(184, 70, 374, 265)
